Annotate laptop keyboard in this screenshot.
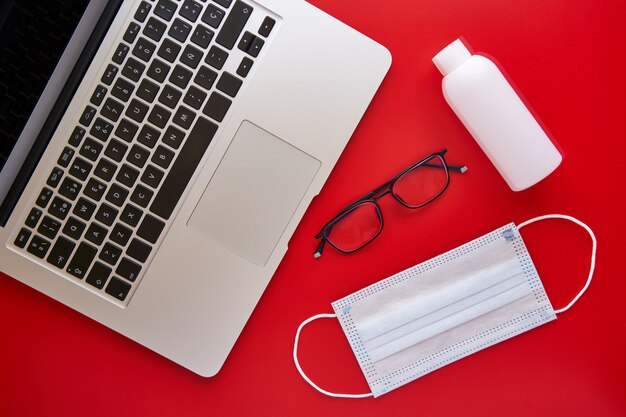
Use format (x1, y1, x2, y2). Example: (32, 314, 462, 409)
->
(11, 0, 277, 305)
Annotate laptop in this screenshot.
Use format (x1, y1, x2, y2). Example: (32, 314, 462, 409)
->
(0, 0, 390, 376)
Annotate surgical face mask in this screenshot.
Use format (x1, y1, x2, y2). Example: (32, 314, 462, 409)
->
(293, 214, 597, 398)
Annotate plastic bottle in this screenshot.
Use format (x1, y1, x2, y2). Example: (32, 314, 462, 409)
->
(432, 38, 562, 191)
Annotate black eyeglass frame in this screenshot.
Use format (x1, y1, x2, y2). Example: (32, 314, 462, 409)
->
(314, 149, 466, 257)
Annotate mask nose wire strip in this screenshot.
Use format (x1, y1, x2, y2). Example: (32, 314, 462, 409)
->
(294, 313, 373, 398)
(517, 214, 597, 314)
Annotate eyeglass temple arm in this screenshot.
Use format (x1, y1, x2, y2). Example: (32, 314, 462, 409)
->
(424, 162, 468, 173)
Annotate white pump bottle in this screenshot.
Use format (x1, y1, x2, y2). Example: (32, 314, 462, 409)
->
(433, 39, 562, 191)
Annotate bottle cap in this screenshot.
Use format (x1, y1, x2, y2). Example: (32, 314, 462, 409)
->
(432, 39, 472, 76)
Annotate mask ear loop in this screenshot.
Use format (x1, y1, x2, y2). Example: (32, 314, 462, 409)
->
(293, 313, 373, 398)
(517, 214, 597, 314)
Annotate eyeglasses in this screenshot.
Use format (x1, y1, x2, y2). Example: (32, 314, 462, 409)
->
(314, 149, 467, 257)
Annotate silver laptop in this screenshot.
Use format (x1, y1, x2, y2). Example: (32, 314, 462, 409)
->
(0, 0, 390, 376)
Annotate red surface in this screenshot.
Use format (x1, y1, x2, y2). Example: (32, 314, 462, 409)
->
(1, 1, 625, 415)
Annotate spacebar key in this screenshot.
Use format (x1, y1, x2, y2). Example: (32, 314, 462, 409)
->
(216, 0, 254, 49)
(150, 117, 218, 220)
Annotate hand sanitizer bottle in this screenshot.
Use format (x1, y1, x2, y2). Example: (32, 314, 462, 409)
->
(432, 38, 562, 191)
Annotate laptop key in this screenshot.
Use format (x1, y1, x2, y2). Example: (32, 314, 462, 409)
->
(14, 228, 31, 249)
(120, 204, 143, 227)
(183, 85, 207, 110)
(180, 44, 203, 69)
(25, 208, 42, 228)
(148, 104, 172, 129)
(69, 157, 92, 181)
(94, 158, 118, 182)
(127, 144, 150, 168)
(137, 214, 165, 244)
(258, 16, 275, 37)
(214, 0, 233, 8)
(126, 99, 149, 123)
(67, 242, 97, 279)
(63, 217, 86, 240)
(152, 145, 175, 169)
(138, 125, 161, 149)
(170, 65, 193, 89)
(141, 165, 164, 188)
(115, 119, 139, 143)
(73, 197, 96, 221)
(85, 223, 108, 246)
(105, 277, 132, 301)
(105, 139, 128, 162)
(36, 187, 54, 208)
(158, 85, 182, 109)
(100, 242, 123, 265)
(150, 116, 217, 219)
(236, 57, 253, 78)
(136, 79, 160, 103)
(117, 258, 141, 282)
(123, 22, 141, 44)
(101, 98, 124, 122)
(116, 164, 140, 188)
(205, 45, 228, 70)
(112, 77, 135, 102)
(84, 178, 107, 202)
(180, 0, 203, 23)
(86, 262, 112, 289)
(112, 43, 129, 65)
(110, 223, 133, 247)
(131, 184, 154, 208)
(173, 106, 196, 130)
(79, 106, 97, 126)
(28, 235, 51, 259)
(191, 24, 214, 49)
(90, 117, 114, 141)
(96, 203, 119, 226)
(132, 37, 157, 62)
(216, 0, 253, 50)
(194, 65, 218, 90)
(79, 137, 103, 162)
(69, 127, 86, 147)
(47, 236, 76, 269)
(46, 167, 64, 188)
(134, 1, 152, 23)
(216, 72, 242, 97)
(203, 91, 231, 122)
(122, 57, 145, 82)
(101, 64, 118, 86)
(58, 146, 75, 167)
(202, 4, 225, 29)
(49, 196, 72, 220)
(58, 177, 82, 201)
(162, 126, 185, 149)
(127, 238, 152, 263)
(147, 59, 171, 83)
(155, 0, 178, 22)
(143, 17, 167, 42)
(38, 216, 61, 240)
(158, 38, 181, 63)
(90, 85, 108, 106)
(169, 18, 192, 43)
(106, 184, 130, 207)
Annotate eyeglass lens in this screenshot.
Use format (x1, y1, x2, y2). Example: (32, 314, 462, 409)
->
(392, 155, 448, 207)
(326, 202, 382, 252)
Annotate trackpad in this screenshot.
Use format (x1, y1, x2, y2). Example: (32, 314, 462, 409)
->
(188, 121, 320, 266)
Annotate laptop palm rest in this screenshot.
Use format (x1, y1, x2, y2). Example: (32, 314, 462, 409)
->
(188, 121, 321, 266)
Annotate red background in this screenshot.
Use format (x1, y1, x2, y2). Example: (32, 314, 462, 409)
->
(1, 0, 625, 415)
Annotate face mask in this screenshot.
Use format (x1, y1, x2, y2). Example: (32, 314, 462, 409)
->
(293, 214, 597, 398)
